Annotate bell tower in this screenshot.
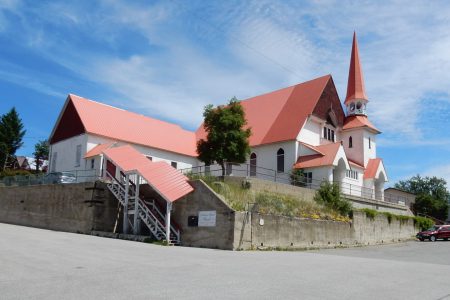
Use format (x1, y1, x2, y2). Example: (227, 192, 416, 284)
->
(345, 32, 368, 116)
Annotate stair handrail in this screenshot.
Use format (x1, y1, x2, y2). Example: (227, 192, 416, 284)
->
(138, 197, 180, 242)
(137, 198, 166, 234)
(106, 170, 180, 242)
(144, 198, 180, 239)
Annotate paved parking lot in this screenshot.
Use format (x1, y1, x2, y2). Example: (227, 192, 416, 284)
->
(1, 223, 449, 300)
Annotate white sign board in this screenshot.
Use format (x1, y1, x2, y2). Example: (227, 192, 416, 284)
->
(198, 211, 216, 227)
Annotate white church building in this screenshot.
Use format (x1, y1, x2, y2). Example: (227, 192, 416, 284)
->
(48, 33, 388, 201)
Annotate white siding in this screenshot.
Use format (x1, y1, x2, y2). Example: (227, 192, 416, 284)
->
(297, 119, 321, 145)
(247, 141, 297, 173)
(86, 134, 198, 170)
(363, 131, 377, 166)
(49, 134, 87, 172)
(341, 129, 364, 166)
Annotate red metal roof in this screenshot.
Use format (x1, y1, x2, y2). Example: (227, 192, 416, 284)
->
(84, 142, 116, 158)
(102, 145, 194, 202)
(294, 142, 342, 169)
(64, 94, 197, 157)
(364, 158, 382, 179)
(348, 159, 365, 169)
(343, 115, 380, 133)
(345, 32, 368, 104)
(196, 75, 332, 146)
(299, 142, 325, 155)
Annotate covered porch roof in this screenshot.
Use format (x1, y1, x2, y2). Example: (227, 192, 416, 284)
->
(294, 142, 350, 170)
(102, 145, 194, 203)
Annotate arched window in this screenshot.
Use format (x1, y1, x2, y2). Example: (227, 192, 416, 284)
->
(250, 153, 257, 176)
(349, 136, 353, 148)
(277, 148, 284, 173)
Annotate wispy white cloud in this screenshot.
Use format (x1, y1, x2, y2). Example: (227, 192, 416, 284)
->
(0, 61, 65, 98)
(2, 0, 450, 142)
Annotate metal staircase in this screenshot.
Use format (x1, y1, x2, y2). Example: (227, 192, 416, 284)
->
(106, 173, 180, 244)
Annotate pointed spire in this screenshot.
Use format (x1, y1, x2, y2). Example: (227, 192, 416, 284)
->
(345, 32, 368, 104)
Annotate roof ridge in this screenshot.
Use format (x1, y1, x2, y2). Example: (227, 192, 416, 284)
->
(239, 74, 331, 106)
(69, 94, 195, 134)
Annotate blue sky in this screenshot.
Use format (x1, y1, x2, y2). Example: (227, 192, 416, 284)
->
(1, 0, 450, 186)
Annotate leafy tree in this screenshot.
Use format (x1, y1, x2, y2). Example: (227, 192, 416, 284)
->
(33, 139, 49, 172)
(395, 175, 449, 221)
(314, 182, 352, 217)
(197, 97, 251, 176)
(0, 108, 26, 170)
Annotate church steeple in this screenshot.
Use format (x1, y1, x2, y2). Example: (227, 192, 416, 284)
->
(345, 32, 368, 116)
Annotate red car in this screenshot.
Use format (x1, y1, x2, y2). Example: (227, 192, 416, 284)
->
(416, 225, 450, 242)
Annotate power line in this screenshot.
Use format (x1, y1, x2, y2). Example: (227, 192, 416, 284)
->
(173, 1, 304, 79)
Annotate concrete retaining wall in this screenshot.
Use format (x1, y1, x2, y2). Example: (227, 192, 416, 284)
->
(0, 180, 417, 251)
(233, 210, 417, 250)
(0, 182, 117, 233)
(172, 180, 236, 250)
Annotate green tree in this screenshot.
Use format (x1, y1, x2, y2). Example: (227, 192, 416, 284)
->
(33, 139, 49, 172)
(290, 168, 306, 187)
(314, 182, 352, 217)
(197, 97, 251, 176)
(395, 175, 449, 221)
(0, 108, 26, 170)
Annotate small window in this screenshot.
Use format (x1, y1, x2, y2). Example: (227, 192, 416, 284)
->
(349, 136, 353, 148)
(171, 161, 177, 169)
(147, 156, 153, 161)
(75, 145, 81, 167)
(51, 152, 57, 172)
(276, 148, 284, 173)
(304, 172, 313, 184)
(369, 137, 371, 149)
(346, 170, 358, 180)
(90, 158, 95, 169)
(323, 126, 335, 142)
(250, 153, 257, 176)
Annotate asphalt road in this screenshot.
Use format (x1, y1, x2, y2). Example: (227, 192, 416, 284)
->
(0, 223, 449, 300)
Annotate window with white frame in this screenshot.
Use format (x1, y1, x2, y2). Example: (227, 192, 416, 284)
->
(75, 145, 81, 167)
(90, 158, 95, 169)
(304, 172, 313, 184)
(276, 148, 284, 172)
(51, 152, 57, 172)
(323, 126, 335, 142)
(346, 170, 358, 180)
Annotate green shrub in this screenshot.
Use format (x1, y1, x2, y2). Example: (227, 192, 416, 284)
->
(381, 212, 393, 224)
(361, 208, 378, 220)
(0, 169, 32, 179)
(313, 182, 352, 217)
(414, 216, 434, 231)
(394, 215, 411, 224)
(290, 168, 306, 187)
